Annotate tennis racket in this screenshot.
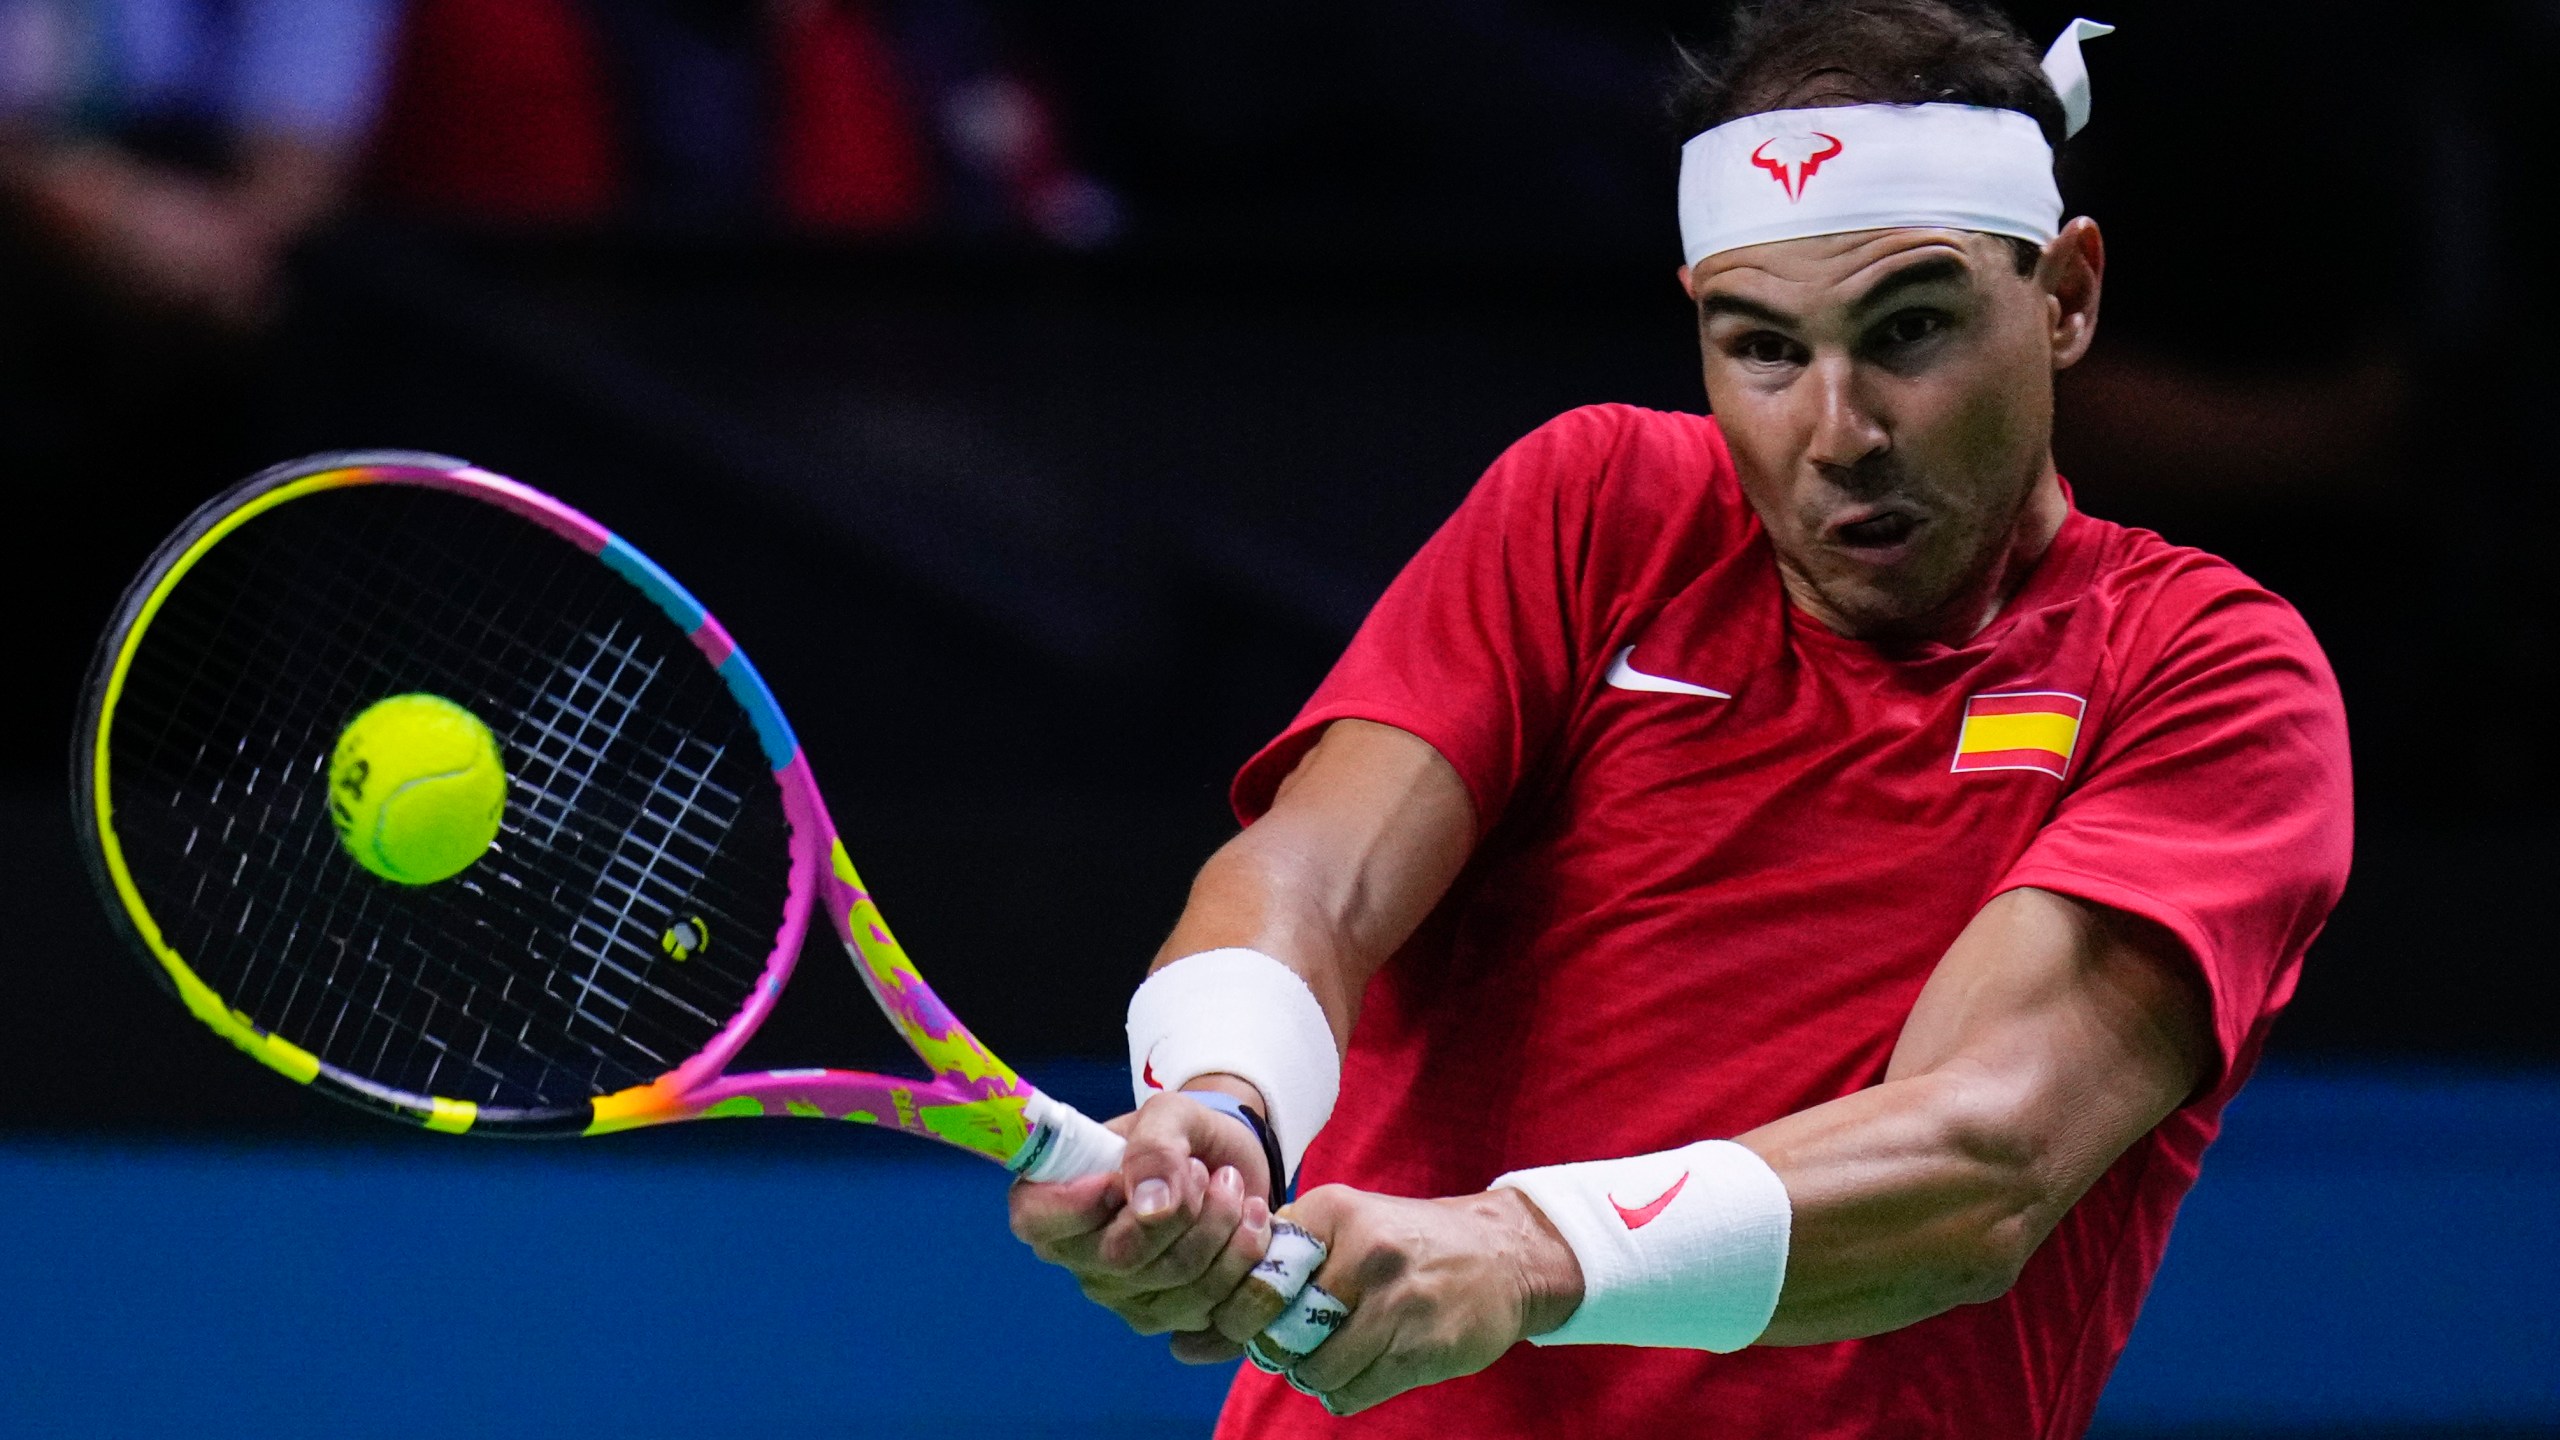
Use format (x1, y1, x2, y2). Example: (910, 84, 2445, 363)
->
(73, 450, 1129, 1180)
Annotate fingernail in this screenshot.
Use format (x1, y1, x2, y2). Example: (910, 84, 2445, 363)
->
(1245, 1195, 1269, 1229)
(1133, 1178, 1172, 1217)
(1215, 1165, 1241, 1195)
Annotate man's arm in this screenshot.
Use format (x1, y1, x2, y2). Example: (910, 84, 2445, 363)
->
(1005, 719, 1475, 1337)
(1156, 717, 1477, 1052)
(1746, 883, 2212, 1342)
(1220, 883, 2215, 1413)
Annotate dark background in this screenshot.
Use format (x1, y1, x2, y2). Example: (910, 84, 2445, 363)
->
(2, 0, 2550, 1124)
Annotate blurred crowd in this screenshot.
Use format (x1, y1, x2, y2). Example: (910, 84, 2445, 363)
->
(1, 0, 2547, 828)
(0, 1, 2551, 1068)
(0, 0, 1114, 327)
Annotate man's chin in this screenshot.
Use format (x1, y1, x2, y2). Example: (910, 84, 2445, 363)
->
(1798, 572, 1955, 642)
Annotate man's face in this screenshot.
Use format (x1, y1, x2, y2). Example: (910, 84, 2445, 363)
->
(1685, 226, 2083, 642)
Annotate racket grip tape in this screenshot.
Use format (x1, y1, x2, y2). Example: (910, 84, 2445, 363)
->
(1012, 1090, 1128, 1183)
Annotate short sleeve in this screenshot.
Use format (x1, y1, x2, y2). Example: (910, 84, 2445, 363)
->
(1995, 571, 2353, 1085)
(1231, 407, 1630, 830)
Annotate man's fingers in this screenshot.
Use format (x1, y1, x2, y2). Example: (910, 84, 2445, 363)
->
(1255, 1266, 1361, 1382)
(1209, 1215, 1316, 1345)
(1242, 1187, 1386, 1408)
(1282, 1273, 1383, 1395)
(1006, 1169, 1124, 1253)
(1125, 1164, 1251, 1292)
(1095, 1156, 1210, 1270)
(1214, 1185, 1345, 1347)
(1119, 1092, 1215, 1218)
(1197, 1190, 1277, 1304)
(1167, 1329, 1247, 1366)
(1309, 1344, 1418, 1418)
(1092, 1092, 1237, 1272)
(1122, 1185, 1273, 1337)
(1266, 1240, 1382, 1416)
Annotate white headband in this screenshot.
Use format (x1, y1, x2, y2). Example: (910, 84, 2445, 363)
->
(1677, 18, 2112, 267)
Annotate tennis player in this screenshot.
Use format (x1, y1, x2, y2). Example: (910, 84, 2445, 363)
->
(1010, 3, 2352, 1435)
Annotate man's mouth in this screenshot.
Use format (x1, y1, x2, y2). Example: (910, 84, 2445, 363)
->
(1829, 507, 1922, 559)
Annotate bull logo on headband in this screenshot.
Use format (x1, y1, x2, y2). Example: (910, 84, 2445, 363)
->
(1749, 132, 1844, 202)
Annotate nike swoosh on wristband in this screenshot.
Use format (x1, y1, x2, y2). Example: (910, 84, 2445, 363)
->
(1605, 646, 1730, 699)
(1142, 1048, 1162, 1090)
(1609, 1171, 1690, 1230)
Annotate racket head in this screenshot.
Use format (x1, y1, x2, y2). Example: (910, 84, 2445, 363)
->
(76, 452, 829, 1135)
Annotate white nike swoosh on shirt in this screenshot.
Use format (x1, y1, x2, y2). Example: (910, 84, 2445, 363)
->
(1605, 645, 1731, 699)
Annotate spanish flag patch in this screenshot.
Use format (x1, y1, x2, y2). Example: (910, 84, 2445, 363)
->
(1951, 691, 2086, 780)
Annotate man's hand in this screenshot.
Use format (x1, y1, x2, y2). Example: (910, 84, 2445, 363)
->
(1191, 1184, 1586, 1416)
(1012, 716, 1478, 1355)
(1008, 1087, 1277, 1338)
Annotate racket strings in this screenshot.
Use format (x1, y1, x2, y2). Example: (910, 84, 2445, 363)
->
(108, 485, 794, 1113)
(140, 505, 636, 1098)
(524, 629, 739, 1053)
(498, 625, 779, 1052)
(160, 523, 762, 1101)
(126, 534, 615, 1100)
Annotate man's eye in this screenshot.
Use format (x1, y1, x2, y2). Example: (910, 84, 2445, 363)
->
(1879, 311, 1948, 347)
(1735, 333, 1799, 366)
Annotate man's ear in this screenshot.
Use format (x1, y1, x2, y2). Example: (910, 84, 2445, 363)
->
(2040, 217, 2104, 371)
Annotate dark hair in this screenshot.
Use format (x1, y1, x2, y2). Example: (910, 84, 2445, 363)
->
(1671, 0, 2065, 271)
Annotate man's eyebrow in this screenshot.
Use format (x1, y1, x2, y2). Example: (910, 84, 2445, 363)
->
(1848, 255, 1971, 312)
(1694, 292, 1797, 329)
(1694, 254, 1974, 329)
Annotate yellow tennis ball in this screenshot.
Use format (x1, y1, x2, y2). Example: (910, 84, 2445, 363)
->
(328, 693, 508, 885)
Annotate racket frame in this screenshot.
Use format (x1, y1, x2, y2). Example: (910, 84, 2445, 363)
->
(77, 452, 1101, 1173)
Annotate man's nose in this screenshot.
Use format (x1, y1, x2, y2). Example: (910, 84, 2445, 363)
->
(1802, 358, 1890, 481)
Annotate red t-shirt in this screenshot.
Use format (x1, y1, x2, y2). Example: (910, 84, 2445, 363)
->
(1216, 405, 2353, 1440)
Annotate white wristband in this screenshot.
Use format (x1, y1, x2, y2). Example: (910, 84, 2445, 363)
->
(1492, 1138, 1791, 1353)
(1127, 947, 1340, 1181)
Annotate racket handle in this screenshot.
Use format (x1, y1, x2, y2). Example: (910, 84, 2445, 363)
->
(1016, 1087, 1330, 1366)
(1013, 1089, 1129, 1183)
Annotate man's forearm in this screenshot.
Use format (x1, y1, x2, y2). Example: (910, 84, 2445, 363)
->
(1487, 1068, 2095, 1353)
(1741, 895, 2209, 1344)
(1505, 889, 2210, 1351)
(1736, 1067, 2067, 1344)
(1152, 831, 1369, 1053)
(1148, 718, 1478, 1052)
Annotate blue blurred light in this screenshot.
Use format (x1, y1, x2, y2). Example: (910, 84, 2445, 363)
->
(2, 1066, 2552, 1438)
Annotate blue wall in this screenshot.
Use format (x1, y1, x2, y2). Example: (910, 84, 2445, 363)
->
(2098, 1068, 2560, 1434)
(4, 1067, 2553, 1438)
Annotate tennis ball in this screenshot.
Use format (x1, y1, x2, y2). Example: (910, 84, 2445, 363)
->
(329, 693, 508, 885)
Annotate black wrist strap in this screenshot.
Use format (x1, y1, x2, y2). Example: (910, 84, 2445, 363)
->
(1181, 1089, 1288, 1207)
